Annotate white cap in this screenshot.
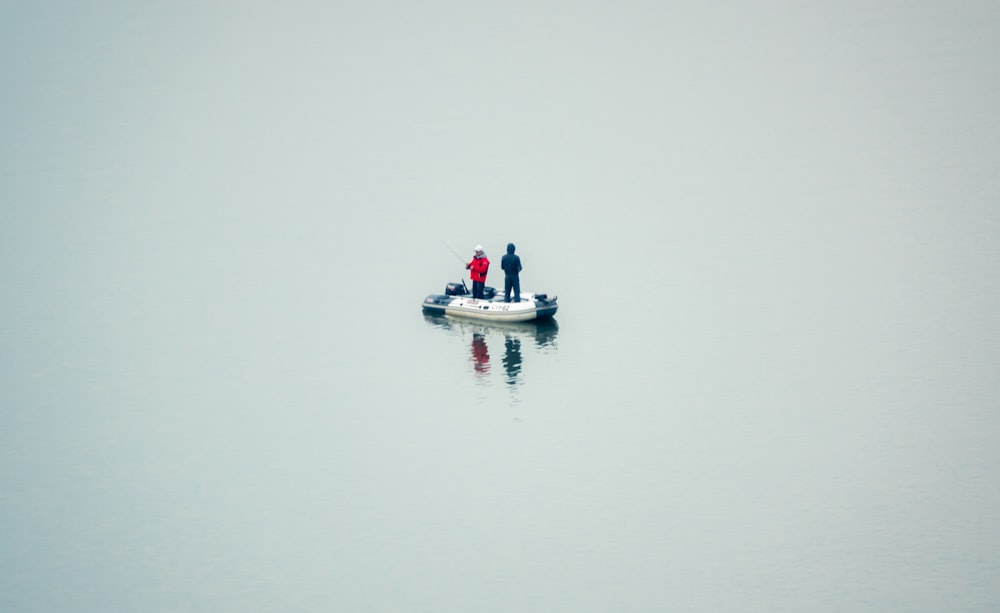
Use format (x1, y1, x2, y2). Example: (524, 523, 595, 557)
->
(474, 245, 483, 252)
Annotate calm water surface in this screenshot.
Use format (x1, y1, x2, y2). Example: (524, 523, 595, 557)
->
(2, 2, 999, 612)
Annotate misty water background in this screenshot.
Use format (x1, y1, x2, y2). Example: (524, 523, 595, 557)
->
(2, 2, 999, 611)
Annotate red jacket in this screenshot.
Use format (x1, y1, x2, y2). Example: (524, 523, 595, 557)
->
(467, 255, 490, 283)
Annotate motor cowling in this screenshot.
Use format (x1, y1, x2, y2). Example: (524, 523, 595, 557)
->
(445, 282, 468, 296)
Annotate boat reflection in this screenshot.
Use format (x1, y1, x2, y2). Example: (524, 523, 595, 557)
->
(424, 314, 558, 389)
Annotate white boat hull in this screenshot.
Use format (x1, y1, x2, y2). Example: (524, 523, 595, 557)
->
(422, 289, 558, 322)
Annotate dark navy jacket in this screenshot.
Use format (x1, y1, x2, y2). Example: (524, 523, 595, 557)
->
(500, 243, 522, 277)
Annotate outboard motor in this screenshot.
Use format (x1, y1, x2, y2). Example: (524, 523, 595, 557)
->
(445, 282, 468, 296)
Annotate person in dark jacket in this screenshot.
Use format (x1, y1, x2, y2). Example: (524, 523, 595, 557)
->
(466, 245, 490, 299)
(500, 242, 522, 303)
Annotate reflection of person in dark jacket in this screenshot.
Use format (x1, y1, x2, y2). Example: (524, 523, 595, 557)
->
(466, 245, 490, 299)
(500, 243, 522, 303)
(502, 335, 522, 385)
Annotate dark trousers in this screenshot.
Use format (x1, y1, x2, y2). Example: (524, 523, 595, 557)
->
(471, 280, 485, 299)
(504, 276, 520, 302)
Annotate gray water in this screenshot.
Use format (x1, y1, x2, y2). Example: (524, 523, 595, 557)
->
(2, 2, 999, 612)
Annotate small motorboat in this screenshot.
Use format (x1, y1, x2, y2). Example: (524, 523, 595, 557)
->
(422, 280, 558, 322)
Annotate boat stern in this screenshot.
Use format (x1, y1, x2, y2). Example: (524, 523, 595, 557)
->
(422, 294, 453, 315)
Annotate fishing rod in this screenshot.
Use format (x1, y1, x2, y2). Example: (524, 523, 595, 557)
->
(441, 240, 471, 293)
(440, 240, 469, 267)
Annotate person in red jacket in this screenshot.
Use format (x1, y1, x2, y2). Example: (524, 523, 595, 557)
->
(465, 245, 490, 299)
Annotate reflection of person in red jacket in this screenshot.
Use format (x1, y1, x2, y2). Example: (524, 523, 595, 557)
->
(471, 333, 490, 375)
(465, 245, 490, 299)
